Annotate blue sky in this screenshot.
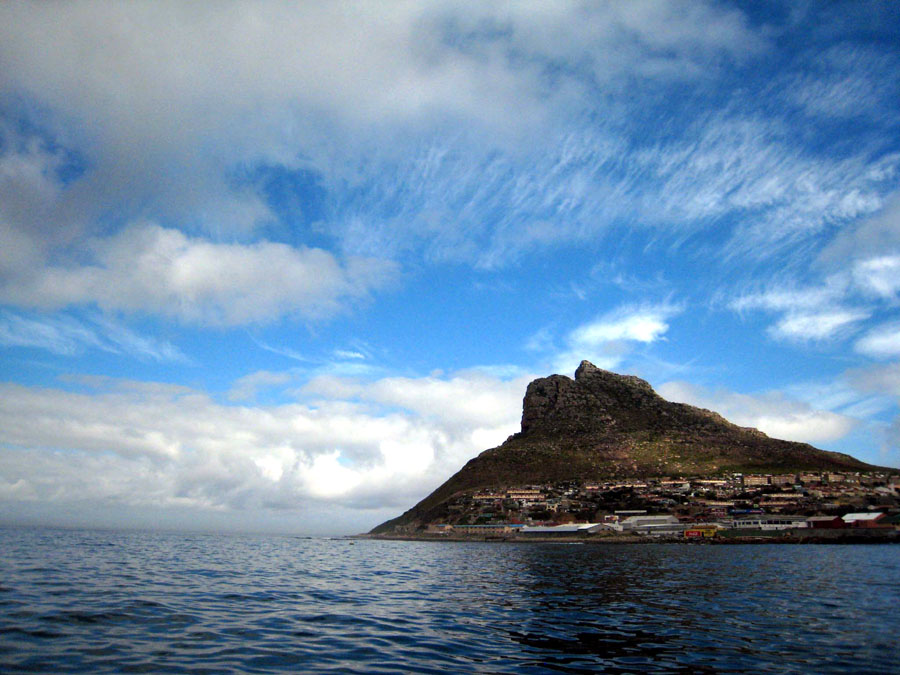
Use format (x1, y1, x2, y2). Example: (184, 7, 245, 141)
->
(1, 1, 899, 534)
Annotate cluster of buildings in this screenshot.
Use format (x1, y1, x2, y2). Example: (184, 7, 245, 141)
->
(423, 471, 900, 538)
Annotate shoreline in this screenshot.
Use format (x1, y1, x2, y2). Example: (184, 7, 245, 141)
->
(355, 530, 900, 545)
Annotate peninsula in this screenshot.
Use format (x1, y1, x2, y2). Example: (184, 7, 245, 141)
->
(370, 361, 898, 540)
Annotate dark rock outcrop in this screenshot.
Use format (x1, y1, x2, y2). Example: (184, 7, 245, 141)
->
(370, 361, 883, 533)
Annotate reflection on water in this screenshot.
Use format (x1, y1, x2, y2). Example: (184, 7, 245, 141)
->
(0, 528, 896, 673)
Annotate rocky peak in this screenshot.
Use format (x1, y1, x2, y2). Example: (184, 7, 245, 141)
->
(574, 360, 656, 395)
(520, 361, 661, 435)
(574, 359, 602, 380)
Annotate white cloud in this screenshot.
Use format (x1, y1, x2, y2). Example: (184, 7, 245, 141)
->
(571, 310, 671, 345)
(0, 310, 187, 362)
(819, 192, 900, 265)
(333, 350, 366, 360)
(0, 3, 762, 135)
(852, 255, 900, 298)
(551, 303, 681, 375)
(769, 309, 870, 342)
(320, 106, 898, 269)
(0, 2, 761, 238)
(0, 368, 527, 531)
(730, 281, 846, 313)
(0, 223, 397, 325)
(0, 312, 102, 356)
(782, 44, 899, 123)
(729, 276, 875, 343)
(787, 73, 879, 120)
(856, 323, 900, 359)
(719, 193, 899, 349)
(644, 114, 894, 262)
(0, 2, 893, 275)
(726, 192, 900, 347)
(657, 381, 857, 444)
(251, 338, 309, 363)
(304, 369, 532, 431)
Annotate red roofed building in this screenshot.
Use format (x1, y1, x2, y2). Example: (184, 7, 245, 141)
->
(841, 512, 888, 529)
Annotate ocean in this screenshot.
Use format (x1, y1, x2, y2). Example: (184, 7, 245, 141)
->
(0, 527, 897, 673)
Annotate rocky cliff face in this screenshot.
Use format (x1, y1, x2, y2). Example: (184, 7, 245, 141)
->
(522, 361, 759, 439)
(522, 361, 673, 435)
(370, 361, 881, 533)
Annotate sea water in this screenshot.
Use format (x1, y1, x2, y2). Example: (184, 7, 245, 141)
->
(0, 527, 897, 673)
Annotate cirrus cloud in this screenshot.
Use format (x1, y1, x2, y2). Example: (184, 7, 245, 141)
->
(0, 310, 188, 362)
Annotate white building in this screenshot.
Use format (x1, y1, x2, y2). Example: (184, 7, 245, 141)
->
(607, 514, 681, 534)
(730, 515, 807, 531)
(519, 523, 604, 535)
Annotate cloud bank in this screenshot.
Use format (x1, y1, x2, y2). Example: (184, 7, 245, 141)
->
(1, 224, 396, 325)
(657, 381, 857, 444)
(0, 369, 529, 532)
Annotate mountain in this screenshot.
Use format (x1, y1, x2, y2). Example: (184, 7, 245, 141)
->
(371, 361, 883, 533)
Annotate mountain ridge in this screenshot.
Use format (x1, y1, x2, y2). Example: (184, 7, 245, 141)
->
(371, 361, 884, 534)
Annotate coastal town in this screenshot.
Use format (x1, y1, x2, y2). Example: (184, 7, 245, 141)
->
(402, 471, 900, 541)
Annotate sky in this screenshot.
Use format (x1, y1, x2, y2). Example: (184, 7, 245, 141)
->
(1, 1, 900, 535)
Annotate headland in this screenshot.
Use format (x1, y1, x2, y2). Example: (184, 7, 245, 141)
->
(368, 361, 899, 543)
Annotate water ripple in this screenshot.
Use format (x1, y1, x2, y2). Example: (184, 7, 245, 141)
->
(0, 529, 898, 673)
